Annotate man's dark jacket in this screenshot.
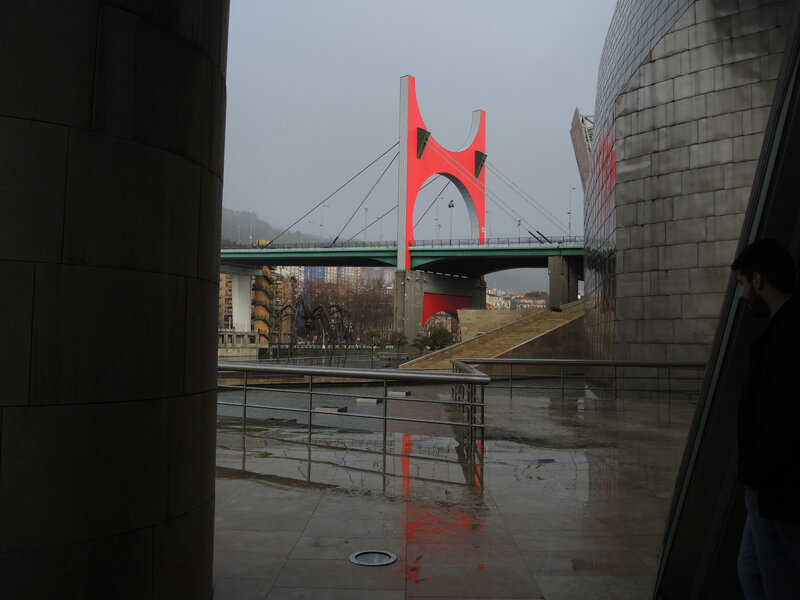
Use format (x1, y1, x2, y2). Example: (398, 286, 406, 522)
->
(738, 295, 800, 521)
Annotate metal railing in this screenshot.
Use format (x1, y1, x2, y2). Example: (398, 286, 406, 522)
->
(217, 360, 489, 488)
(217, 358, 705, 490)
(220, 235, 584, 251)
(410, 235, 584, 247)
(454, 357, 707, 406)
(222, 240, 398, 250)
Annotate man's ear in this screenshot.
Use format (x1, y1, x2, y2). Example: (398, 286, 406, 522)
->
(752, 272, 763, 290)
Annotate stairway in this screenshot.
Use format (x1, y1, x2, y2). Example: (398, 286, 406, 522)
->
(401, 299, 585, 371)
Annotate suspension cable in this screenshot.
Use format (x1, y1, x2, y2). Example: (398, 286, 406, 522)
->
(419, 175, 443, 192)
(486, 161, 569, 231)
(343, 205, 397, 244)
(424, 138, 550, 235)
(268, 141, 399, 245)
(336, 175, 447, 244)
(329, 151, 399, 246)
(413, 180, 451, 229)
(424, 139, 529, 225)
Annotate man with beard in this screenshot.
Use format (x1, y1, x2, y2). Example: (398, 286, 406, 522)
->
(731, 239, 800, 599)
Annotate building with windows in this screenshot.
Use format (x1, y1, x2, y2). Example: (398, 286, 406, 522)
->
(218, 273, 233, 329)
(323, 265, 362, 286)
(275, 265, 305, 289)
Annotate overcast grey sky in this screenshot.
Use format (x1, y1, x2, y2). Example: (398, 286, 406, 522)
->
(223, 0, 617, 288)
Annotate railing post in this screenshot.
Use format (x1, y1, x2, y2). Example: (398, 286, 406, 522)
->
(468, 384, 475, 475)
(382, 379, 388, 468)
(242, 371, 248, 471)
(306, 375, 314, 482)
(307, 375, 313, 445)
(479, 383, 485, 487)
(242, 370, 248, 431)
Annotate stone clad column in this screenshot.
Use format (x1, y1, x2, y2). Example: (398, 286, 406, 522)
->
(0, 2, 229, 597)
(548, 256, 582, 309)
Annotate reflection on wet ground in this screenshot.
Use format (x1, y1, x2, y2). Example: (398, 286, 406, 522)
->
(214, 379, 694, 599)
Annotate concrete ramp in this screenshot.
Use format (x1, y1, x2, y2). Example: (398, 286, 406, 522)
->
(401, 300, 584, 372)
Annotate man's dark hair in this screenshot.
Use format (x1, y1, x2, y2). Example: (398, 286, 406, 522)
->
(731, 239, 796, 294)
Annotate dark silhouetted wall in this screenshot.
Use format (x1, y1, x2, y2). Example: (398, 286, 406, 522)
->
(0, 2, 229, 597)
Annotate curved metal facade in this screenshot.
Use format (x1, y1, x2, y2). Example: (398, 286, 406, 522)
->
(585, 0, 794, 361)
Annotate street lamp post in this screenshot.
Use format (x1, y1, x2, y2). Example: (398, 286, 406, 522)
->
(568, 186, 576, 238)
(320, 204, 329, 242)
(363, 207, 368, 242)
(434, 196, 440, 242)
(448, 199, 454, 241)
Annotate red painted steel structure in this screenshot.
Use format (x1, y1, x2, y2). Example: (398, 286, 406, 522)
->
(421, 293, 472, 325)
(397, 75, 486, 271)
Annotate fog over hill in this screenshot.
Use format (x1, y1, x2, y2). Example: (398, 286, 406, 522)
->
(221, 208, 317, 245)
(221, 207, 549, 292)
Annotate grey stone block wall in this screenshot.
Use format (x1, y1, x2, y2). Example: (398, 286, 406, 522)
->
(585, 0, 792, 363)
(613, 0, 791, 362)
(0, 1, 228, 596)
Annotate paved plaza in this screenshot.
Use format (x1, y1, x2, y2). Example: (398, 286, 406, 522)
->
(213, 381, 694, 599)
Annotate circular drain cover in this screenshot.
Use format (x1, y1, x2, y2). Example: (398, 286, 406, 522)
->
(349, 550, 397, 566)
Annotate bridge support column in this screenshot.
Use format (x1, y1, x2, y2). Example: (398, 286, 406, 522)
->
(394, 271, 486, 342)
(548, 256, 583, 309)
(226, 266, 262, 332)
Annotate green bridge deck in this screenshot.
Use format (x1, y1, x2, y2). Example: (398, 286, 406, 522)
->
(220, 240, 584, 278)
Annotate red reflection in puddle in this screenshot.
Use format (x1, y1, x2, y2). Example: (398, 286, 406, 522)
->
(403, 564, 421, 582)
(402, 433, 413, 495)
(475, 440, 485, 487)
(404, 508, 479, 543)
(399, 433, 487, 582)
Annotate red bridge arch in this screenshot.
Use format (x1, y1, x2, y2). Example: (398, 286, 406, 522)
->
(397, 75, 486, 270)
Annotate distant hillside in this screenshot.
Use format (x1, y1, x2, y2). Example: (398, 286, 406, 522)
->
(221, 208, 317, 245)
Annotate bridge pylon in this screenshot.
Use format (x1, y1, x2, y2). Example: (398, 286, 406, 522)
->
(397, 75, 486, 269)
(395, 75, 488, 340)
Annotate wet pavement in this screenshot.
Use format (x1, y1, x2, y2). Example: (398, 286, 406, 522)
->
(213, 380, 694, 599)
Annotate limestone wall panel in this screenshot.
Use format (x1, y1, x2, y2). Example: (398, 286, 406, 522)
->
(0, 262, 34, 406)
(63, 129, 202, 277)
(0, 118, 69, 262)
(29, 264, 186, 405)
(0, 1, 98, 126)
(0, 399, 170, 552)
(93, 5, 216, 168)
